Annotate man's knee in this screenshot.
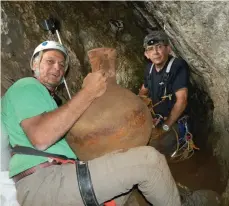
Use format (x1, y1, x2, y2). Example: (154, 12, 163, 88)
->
(129, 146, 166, 166)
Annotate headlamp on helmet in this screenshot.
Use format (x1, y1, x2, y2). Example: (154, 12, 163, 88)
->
(143, 31, 169, 49)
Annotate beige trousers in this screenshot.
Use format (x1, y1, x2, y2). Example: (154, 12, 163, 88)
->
(16, 146, 181, 206)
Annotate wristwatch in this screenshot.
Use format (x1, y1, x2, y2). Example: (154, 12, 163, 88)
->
(162, 124, 170, 131)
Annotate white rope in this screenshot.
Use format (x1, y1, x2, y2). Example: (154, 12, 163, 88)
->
(55, 30, 72, 99)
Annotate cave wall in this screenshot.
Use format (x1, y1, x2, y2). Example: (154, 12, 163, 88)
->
(1, 1, 146, 100)
(1, 1, 229, 204)
(133, 1, 229, 204)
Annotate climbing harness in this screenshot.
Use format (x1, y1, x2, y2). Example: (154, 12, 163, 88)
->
(170, 115, 199, 162)
(151, 114, 199, 162)
(144, 57, 175, 116)
(11, 145, 76, 164)
(140, 94, 199, 162)
(11, 145, 115, 206)
(147, 57, 175, 101)
(76, 161, 101, 206)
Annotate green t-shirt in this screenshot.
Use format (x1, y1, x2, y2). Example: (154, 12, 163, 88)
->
(1, 77, 76, 177)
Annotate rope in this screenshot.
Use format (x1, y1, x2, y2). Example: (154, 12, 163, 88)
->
(170, 129, 199, 163)
(138, 94, 172, 114)
(152, 94, 173, 109)
(170, 126, 180, 158)
(139, 94, 199, 162)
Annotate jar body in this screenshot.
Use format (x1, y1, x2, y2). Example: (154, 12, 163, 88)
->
(66, 48, 152, 160)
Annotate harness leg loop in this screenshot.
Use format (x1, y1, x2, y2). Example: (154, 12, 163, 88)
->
(76, 161, 102, 206)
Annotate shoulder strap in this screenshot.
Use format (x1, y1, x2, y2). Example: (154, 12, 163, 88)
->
(149, 63, 154, 75)
(166, 57, 175, 74)
(148, 57, 176, 98)
(160, 57, 176, 97)
(146, 63, 154, 98)
(162, 57, 176, 82)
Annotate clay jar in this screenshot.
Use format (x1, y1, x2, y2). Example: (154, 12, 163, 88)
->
(66, 48, 152, 161)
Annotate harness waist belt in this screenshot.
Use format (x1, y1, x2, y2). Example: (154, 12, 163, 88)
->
(12, 161, 60, 183)
(12, 145, 74, 160)
(11, 146, 101, 205)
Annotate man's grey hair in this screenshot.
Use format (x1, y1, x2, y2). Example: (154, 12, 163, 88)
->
(32, 52, 42, 69)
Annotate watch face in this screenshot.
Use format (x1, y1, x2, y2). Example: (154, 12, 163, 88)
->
(163, 124, 169, 131)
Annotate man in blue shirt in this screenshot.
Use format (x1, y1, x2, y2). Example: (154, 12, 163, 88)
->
(139, 31, 197, 159)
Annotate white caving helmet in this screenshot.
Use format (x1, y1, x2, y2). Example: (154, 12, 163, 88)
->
(30, 40, 69, 72)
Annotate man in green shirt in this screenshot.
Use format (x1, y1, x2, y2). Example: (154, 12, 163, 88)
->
(1, 41, 219, 206)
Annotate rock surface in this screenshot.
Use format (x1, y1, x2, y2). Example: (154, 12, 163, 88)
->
(1, 1, 145, 98)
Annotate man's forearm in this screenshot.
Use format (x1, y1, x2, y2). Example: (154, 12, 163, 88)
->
(23, 88, 96, 150)
(164, 101, 187, 127)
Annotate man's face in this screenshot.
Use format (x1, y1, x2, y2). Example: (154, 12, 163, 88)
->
(144, 43, 171, 66)
(36, 50, 65, 89)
